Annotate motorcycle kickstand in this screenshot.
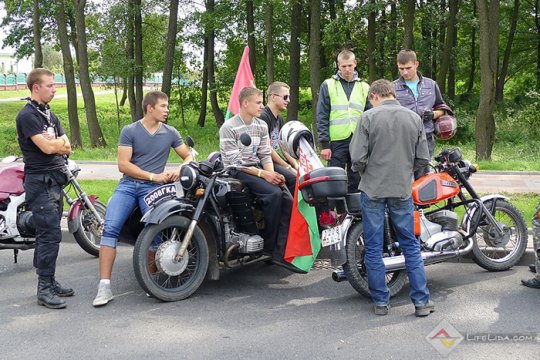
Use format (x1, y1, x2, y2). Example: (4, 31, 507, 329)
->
(13, 249, 18, 264)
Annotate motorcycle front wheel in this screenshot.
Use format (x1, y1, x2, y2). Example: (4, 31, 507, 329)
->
(72, 200, 106, 257)
(342, 221, 407, 298)
(471, 200, 528, 271)
(133, 215, 209, 302)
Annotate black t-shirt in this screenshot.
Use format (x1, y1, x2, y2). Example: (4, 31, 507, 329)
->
(16, 102, 66, 173)
(258, 106, 284, 151)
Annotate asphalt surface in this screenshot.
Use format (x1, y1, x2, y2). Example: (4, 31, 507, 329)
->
(0, 235, 538, 360)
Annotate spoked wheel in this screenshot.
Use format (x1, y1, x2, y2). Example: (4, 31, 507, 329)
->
(471, 200, 528, 271)
(133, 215, 209, 302)
(342, 221, 407, 298)
(72, 200, 106, 257)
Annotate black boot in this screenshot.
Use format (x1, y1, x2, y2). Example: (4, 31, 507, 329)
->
(529, 264, 537, 273)
(52, 277, 74, 297)
(37, 276, 66, 309)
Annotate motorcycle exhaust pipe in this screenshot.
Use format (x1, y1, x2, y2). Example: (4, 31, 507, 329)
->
(223, 243, 240, 269)
(332, 269, 347, 282)
(0, 243, 35, 250)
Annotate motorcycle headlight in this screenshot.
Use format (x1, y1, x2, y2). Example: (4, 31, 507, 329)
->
(180, 164, 199, 191)
(67, 160, 80, 178)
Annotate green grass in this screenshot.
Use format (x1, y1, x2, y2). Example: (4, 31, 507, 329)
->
(1, 87, 539, 170)
(80, 179, 539, 227)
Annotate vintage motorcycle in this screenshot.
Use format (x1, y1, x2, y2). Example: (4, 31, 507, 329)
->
(0, 156, 106, 262)
(132, 133, 280, 301)
(321, 147, 529, 298)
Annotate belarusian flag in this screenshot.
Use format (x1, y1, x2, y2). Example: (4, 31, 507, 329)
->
(284, 138, 323, 272)
(225, 46, 255, 120)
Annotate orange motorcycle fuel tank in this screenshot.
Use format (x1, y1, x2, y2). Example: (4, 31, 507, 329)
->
(412, 172, 460, 206)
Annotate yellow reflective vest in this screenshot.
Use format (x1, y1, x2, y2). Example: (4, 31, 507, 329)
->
(326, 78, 369, 141)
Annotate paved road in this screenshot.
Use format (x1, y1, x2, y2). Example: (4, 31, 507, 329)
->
(2, 160, 539, 193)
(0, 235, 538, 360)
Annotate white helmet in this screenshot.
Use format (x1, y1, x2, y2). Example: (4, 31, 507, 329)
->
(279, 121, 314, 160)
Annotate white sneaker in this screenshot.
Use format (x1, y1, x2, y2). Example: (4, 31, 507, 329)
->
(92, 282, 113, 307)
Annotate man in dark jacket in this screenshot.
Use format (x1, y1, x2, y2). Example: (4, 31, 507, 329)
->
(16, 68, 74, 309)
(393, 49, 446, 178)
(317, 50, 370, 192)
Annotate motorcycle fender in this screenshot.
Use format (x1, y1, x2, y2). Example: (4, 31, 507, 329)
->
(461, 194, 509, 236)
(328, 215, 355, 267)
(67, 195, 97, 233)
(141, 199, 195, 225)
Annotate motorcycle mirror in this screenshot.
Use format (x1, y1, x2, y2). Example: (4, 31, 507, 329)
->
(239, 133, 252, 147)
(185, 136, 195, 148)
(1, 155, 18, 163)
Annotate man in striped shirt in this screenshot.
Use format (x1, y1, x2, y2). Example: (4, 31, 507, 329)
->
(219, 87, 297, 271)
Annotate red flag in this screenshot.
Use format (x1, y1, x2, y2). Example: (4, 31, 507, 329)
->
(226, 46, 255, 119)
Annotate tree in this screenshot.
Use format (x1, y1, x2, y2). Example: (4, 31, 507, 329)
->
(206, 0, 224, 127)
(134, 0, 144, 120)
(287, 0, 302, 121)
(162, 0, 180, 98)
(265, 2, 274, 85)
(367, 0, 377, 83)
(126, 0, 137, 121)
(54, 0, 82, 148)
(246, 0, 256, 75)
(197, 34, 209, 127)
(403, 0, 415, 49)
(32, 0, 43, 67)
(437, 0, 458, 95)
(495, 0, 520, 102)
(475, 0, 499, 160)
(309, 0, 320, 132)
(73, 0, 106, 147)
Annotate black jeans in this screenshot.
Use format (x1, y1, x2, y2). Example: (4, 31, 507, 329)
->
(414, 134, 435, 180)
(274, 164, 296, 196)
(24, 170, 66, 277)
(233, 171, 293, 259)
(330, 137, 360, 193)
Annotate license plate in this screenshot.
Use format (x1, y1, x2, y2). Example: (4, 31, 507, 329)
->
(321, 226, 341, 247)
(144, 183, 183, 208)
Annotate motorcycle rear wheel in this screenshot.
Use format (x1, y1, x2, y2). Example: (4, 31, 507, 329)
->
(72, 200, 106, 257)
(342, 221, 407, 298)
(133, 215, 209, 302)
(471, 200, 528, 271)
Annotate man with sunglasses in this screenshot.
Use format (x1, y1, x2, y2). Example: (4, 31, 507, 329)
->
(258, 81, 297, 195)
(317, 50, 370, 193)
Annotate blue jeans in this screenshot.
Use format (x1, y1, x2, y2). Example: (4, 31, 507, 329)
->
(360, 192, 430, 306)
(100, 178, 158, 248)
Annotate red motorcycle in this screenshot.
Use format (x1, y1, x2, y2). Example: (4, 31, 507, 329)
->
(0, 156, 106, 262)
(302, 148, 529, 298)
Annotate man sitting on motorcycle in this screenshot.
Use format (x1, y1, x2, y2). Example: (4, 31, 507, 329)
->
(219, 86, 298, 272)
(93, 91, 193, 307)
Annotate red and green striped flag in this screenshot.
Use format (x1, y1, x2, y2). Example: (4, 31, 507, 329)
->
(284, 138, 323, 272)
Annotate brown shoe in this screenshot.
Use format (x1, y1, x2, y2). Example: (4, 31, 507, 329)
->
(415, 301, 435, 317)
(374, 304, 390, 316)
(521, 278, 540, 289)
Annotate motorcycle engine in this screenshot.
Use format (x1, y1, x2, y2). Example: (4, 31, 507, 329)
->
(17, 211, 37, 237)
(423, 210, 463, 251)
(228, 232, 265, 254)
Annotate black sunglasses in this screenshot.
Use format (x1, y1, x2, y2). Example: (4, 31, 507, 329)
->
(272, 93, 290, 101)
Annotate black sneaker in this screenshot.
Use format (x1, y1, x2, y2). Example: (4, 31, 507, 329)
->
(374, 304, 390, 316)
(529, 264, 537, 273)
(521, 278, 540, 289)
(415, 301, 435, 317)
